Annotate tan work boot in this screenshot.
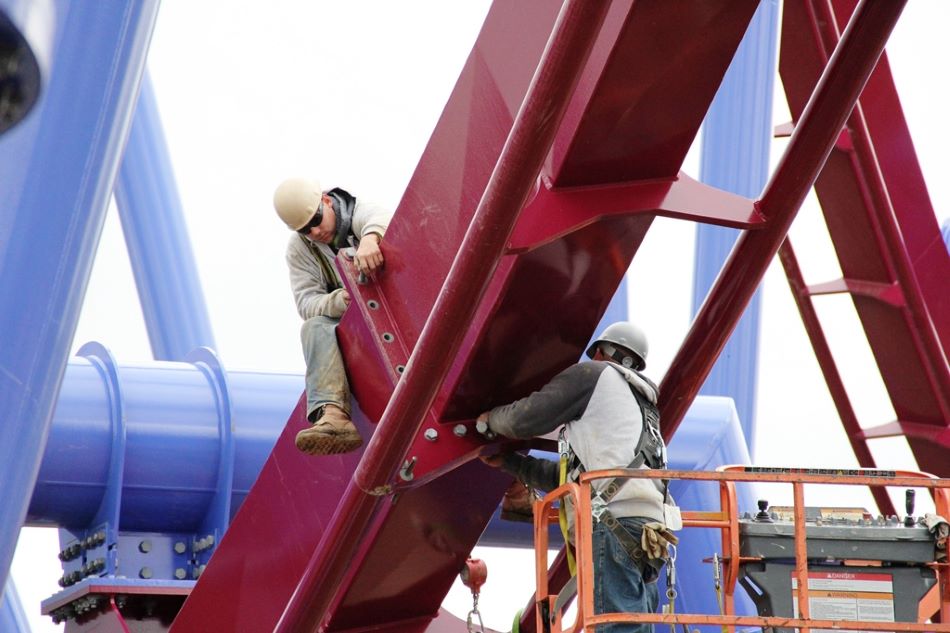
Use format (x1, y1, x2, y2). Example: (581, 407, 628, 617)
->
(295, 405, 363, 455)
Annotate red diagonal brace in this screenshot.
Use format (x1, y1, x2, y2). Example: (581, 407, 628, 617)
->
(659, 0, 908, 438)
(274, 2, 613, 631)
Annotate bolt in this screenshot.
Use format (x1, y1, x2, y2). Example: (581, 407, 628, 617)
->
(174, 568, 187, 580)
(399, 456, 417, 482)
(139, 540, 152, 553)
(453, 424, 467, 437)
(139, 567, 153, 579)
(475, 420, 496, 439)
(424, 428, 438, 441)
(174, 541, 187, 554)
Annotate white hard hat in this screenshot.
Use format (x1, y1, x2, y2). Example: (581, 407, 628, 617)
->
(273, 177, 322, 231)
(585, 321, 649, 370)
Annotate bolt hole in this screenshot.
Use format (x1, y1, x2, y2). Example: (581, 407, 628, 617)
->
(367, 300, 379, 310)
(382, 332, 394, 343)
(396, 365, 405, 374)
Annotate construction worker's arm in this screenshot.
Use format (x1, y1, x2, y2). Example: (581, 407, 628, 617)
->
(488, 452, 559, 492)
(287, 235, 350, 319)
(351, 198, 391, 275)
(482, 362, 606, 439)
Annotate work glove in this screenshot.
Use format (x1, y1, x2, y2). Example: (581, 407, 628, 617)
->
(325, 288, 351, 318)
(924, 513, 949, 561)
(641, 522, 679, 560)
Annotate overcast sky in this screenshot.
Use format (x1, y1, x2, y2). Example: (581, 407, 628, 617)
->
(10, 2, 949, 631)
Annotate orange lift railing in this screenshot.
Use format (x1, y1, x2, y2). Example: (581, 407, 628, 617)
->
(533, 466, 950, 633)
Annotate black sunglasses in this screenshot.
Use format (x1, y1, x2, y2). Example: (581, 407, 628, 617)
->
(296, 202, 324, 235)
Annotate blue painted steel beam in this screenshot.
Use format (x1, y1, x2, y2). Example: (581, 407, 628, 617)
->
(115, 71, 217, 361)
(692, 0, 780, 457)
(0, 578, 30, 633)
(0, 0, 159, 591)
(26, 349, 755, 619)
(27, 348, 751, 552)
(24, 343, 758, 624)
(28, 349, 299, 534)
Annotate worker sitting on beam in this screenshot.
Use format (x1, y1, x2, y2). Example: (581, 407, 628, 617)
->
(273, 177, 391, 455)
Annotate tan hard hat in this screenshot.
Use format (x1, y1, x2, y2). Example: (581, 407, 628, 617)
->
(273, 177, 322, 231)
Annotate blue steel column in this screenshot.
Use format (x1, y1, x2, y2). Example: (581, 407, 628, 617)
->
(693, 0, 779, 457)
(115, 71, 216, 360)
(0, 578, 30, 633)
(0, 0, 159, 591)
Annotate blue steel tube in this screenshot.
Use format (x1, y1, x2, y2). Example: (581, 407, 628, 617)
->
(27, 350, 744, 557)
(28, 353, 301, 531)
(0, 0, 159, 590)
(0, 578, 30, 633)
(693, 0, 779, 457)
(115, 71, 217, 360)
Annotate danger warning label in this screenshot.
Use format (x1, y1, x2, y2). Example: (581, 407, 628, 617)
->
(792, 571, 894, 632)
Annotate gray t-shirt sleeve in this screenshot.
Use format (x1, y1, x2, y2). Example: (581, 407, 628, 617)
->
(486, 362, 606, 439)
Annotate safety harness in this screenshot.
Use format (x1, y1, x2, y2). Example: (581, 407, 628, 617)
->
(558, 369, 671, 580)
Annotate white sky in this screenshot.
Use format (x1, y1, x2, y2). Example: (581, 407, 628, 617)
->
(10, 2, 949, 631)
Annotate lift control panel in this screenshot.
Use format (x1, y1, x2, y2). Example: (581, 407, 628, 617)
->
(737, 503, 939, 630)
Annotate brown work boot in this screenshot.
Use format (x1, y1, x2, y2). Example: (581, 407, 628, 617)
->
(500, 481, 537, 523)
(295, 405, 363, 455)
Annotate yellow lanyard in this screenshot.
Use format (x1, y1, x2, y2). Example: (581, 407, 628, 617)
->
(558, 453, 576, 576)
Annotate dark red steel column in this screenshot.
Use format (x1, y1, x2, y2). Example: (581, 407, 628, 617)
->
(659, 0, 908, 437)
(275, 2, 613, 630)
(779, 240, 897, 516)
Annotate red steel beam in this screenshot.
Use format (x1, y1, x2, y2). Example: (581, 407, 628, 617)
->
(274, 2, 613, 630)
(778, 239, 897, 517)
(659, 0, 908, 438)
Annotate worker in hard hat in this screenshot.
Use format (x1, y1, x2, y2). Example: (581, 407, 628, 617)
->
(479, 321, 677, 633)
(273, 177, 392, 455)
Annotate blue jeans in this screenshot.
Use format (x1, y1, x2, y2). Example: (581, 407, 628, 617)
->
(301, 316, 350, 421)
(592, 516, 660, 633)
